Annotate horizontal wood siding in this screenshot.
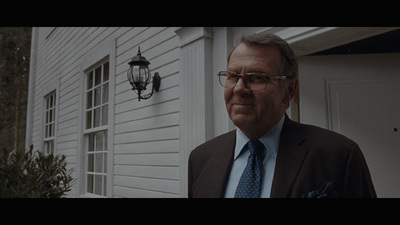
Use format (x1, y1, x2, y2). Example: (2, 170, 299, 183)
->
(114, 27, 180, 197)
(31, 27, 180, 197)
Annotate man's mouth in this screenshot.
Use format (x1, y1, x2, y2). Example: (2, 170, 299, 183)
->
(232, 103, 255, 111)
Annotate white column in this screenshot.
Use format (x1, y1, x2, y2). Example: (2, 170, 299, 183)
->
(175, 27, 214, 197)
(212, 27, 236, 136)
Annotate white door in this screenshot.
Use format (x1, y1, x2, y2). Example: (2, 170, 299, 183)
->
(298, 53, 400, 197)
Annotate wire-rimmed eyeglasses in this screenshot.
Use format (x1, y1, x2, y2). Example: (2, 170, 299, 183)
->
(217, 71, 290, 91)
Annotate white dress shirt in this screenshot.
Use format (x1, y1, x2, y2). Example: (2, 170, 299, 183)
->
(224, 115, 285, 198)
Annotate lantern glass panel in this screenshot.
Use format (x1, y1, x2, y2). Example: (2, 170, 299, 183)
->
(127, 66, 134, 84)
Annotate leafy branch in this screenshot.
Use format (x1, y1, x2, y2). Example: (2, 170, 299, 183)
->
(0, 145, 74, 198)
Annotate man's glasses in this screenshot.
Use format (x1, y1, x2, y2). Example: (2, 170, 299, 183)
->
(217, 71, 289, 91)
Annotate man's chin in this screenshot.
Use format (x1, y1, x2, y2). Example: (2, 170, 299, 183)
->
(230, 114, 256, 128)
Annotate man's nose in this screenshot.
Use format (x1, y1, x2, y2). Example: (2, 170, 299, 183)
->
(233, 77, 251, 95)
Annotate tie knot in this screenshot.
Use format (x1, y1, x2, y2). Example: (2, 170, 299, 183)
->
(247, 140, 265, 158)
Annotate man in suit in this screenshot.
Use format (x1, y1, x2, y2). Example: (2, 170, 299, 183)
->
(188, 33, 376, 198)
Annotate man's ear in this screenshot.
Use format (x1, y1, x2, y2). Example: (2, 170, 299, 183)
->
(283, 77, 299, 104)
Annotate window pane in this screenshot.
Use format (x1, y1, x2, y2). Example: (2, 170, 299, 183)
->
(87, 71, 93, 90)
(104, 131, 108, 150)
(87, 174, 94, 193)
(102, 83, 109, 104)
(49, 124, 52, 137)
(94, 175, 102, 196)
(102, 105, 108, 126)
(94, 87, 101, 107)
(49, 109, 53, 123)
(103, 62, 109, 82)
(103, 176, 107, 196)
(52, 93, 56, 108)
(88, 133, 94, 152)
(96, 131, 103, 151)
(103, 153, 107, 173)
(44, 125, 48, 138)
(52, 108, 55, 122)
(95, 66, 102, 86)
(50, 94, 53, 108)
(88, 153, 94, 172)
(86, 91, 92, 109)
(50, 140, 54, 154)
(95, 153, 103, 173)
(46, 125, 48, 138)
(46, 96, 49, 109)
(45, 141, 51, 154)
(94, 107, 101, 127)
(86, 111, 92, 129)
(44, 141, 48, 154)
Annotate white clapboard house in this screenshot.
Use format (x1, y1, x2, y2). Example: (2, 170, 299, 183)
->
(25, 27, 400, 197)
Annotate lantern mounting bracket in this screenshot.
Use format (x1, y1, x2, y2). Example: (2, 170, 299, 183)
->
(136, 72, 161, 101)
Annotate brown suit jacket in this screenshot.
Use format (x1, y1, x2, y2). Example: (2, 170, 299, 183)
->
(188, 115, 377, 198)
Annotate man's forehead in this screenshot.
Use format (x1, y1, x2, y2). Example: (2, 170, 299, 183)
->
(228, 51, 280, 74)
(227, 63, 271, 74)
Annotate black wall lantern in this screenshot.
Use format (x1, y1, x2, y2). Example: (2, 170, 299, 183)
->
(127, 47, 161, 101)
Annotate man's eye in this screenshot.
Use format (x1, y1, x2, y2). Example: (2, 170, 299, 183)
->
(227, 73, 238, 79)
(247, 75, 265, 82)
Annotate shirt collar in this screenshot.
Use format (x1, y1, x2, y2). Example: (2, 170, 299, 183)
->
(234, 115, 285, 160)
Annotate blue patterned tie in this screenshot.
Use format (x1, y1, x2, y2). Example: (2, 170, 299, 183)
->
(234, 140, 266, 198)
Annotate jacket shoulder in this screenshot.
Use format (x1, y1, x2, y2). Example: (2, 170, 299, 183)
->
(189, 130, 236, 162)
(289, 119, 358, 149)
(188, 130, 236, 197)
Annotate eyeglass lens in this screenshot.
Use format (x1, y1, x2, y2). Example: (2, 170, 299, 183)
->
(219, 74, 268, 90)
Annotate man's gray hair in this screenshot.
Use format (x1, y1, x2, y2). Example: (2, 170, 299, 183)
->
(228, 33, 298, 78)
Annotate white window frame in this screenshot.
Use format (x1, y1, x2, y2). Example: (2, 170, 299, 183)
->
(78, 38, 115, 198)
(83, 60, 110, 197)
(43, 91, 57, 155)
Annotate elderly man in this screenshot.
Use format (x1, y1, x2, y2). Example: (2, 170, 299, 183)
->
(188, 33, 376, 198)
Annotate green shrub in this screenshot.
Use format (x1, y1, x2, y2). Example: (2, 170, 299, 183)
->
(0, 145, 74, 198)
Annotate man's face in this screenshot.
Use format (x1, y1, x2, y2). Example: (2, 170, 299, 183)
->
(224, 43, 293, 136)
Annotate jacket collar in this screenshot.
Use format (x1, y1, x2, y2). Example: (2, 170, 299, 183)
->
(270, 115, 308, 198)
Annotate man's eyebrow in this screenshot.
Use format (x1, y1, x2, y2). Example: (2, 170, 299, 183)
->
(248, 67, 271, 73)
(227, 67, 271, 74)
(248, 70, 269, 74)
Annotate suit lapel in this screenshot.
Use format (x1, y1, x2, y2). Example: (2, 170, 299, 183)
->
(196, 131, 236, 197)
(270, 115, 308, 198)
